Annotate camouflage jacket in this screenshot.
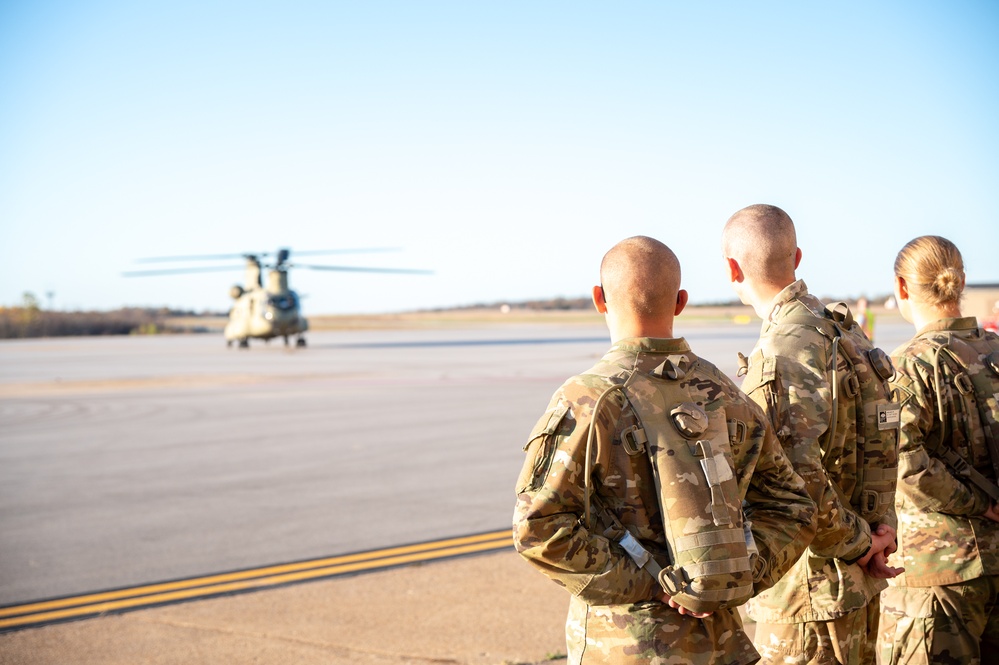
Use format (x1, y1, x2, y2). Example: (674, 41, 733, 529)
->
(741, 280, 893, 623)
(513, 337, 816, 664)
(889, 317, 999, 587)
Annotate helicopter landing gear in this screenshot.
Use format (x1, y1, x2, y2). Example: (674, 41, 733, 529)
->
(296, 337, 307, 348)
(238, 338, 250, 349)
(283, 335, 290, 347)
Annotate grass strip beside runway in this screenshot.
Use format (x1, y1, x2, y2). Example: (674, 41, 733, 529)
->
(0, 529, 512, 631)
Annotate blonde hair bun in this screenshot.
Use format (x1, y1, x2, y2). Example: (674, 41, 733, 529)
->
(894, 235, 965, 307)
(932, 266, 964, 303)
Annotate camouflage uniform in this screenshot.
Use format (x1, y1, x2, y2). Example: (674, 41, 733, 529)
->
(740, 280, 896, 665)
(513, 337, 816, 664)
(878, 317, 999, 665)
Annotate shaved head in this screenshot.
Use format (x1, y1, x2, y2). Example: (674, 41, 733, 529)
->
(600, 236, 681, 319)
(722, 204, 798, 286)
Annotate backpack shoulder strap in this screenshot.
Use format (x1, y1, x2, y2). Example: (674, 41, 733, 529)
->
(921, 333, 999, 502)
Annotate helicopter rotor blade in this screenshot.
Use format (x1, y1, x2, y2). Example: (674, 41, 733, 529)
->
(135, 254, 259, 263)
(135, 248, 403, 263)
(295, 264, 433, 275)
(122, 265, 247, 277)
(292, 248, 403, 256)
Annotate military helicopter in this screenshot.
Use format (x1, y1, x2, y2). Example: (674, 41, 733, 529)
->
(124, 248, 431, 348)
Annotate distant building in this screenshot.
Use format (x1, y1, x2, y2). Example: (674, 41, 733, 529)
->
(966, 283, 999, 332)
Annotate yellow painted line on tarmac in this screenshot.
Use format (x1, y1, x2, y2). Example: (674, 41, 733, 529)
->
(0, 530, 512, 631)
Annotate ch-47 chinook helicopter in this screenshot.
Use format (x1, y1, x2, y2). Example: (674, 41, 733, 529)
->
(124, 248, 431, 348)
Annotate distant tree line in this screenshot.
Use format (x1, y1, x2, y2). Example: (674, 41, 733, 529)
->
(515, 296, 594, 311)
(431, 295, 751, 312)
(432, 293, 892, 313)
(435, 296, 594, 312)
(0, 292, 214, 339)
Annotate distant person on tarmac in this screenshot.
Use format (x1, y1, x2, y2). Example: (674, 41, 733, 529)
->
(878, 235, 999, 665)
(721, 204, 902, 665)
(513, 235, 816, 664)
(856, 297, 875, 342)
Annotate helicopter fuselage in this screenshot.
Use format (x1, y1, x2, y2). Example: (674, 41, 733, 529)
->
(224, 289, 308, 342)
(225, 266, 308, 347)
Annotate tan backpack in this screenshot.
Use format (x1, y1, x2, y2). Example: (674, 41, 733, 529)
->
(582, 350, 757, 614)
(916, 327, 999, 500)
(747, 301, 900, 524)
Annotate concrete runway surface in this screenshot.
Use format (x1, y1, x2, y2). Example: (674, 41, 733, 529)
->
(0, 320, 914, 609)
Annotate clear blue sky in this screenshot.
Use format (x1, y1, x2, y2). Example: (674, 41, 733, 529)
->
(1, 1, 997, 314)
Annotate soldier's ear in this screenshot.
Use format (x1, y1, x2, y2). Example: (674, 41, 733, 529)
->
(592, 285, 608, 314)
(793, 247, 802, 270)
(674, 289, 689, 317)
(894, 275, 909, 301)
(725, 257, 743, 284)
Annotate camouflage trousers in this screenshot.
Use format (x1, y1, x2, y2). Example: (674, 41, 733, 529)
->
(878, 577, 999, 665)
(751, 598, 879, 665)
(565, 595, 759, 664)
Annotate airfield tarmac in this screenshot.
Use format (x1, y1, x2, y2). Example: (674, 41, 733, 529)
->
(0, 315, 914, 663)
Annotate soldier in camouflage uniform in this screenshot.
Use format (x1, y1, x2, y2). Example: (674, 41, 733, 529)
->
(878, 236, 999, 665)
(513, 236, 817, 664)
(721, 204, 902, 665)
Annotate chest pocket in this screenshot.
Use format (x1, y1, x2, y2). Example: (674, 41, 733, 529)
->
(519, 400, 571, 492)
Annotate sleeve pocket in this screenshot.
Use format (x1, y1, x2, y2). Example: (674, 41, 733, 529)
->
(520, 400, 571, 492)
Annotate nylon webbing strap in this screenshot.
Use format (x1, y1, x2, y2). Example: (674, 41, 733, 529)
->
(697, 439, 732, 526)
(682, 557, 752, 578)
(940, 448, 999, 503)
(580, 364, 671, 591)
(863, 467, 898, 482)
(674, 528, 746, 551)
(618, 531, 664, 579)
(825, 336, 841, 469)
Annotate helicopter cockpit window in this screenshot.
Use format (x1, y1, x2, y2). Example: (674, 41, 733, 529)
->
(269, 294, 297, 311)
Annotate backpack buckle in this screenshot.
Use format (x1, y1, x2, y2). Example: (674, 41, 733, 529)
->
(727, 419, 747, 446)
(621, 425, 647, 456)
(658, 566, 688, 596)
(842, 374, 860, 399)
(949, 455, 972, 478)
